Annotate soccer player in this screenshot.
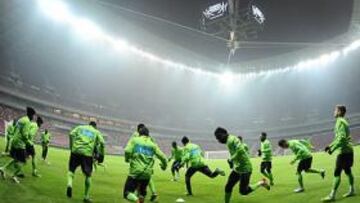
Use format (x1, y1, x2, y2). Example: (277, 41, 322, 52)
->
(0, 107, 36, 183)
(26, 116, 43, 177)
(278, 139, 325, 193)
(181, 136, 225, 196)
(41, 129, 51, 163)
(168, 141, 183, 181)
(4, 120, 16, 155)
(129, 123, 159, 202)
(123, 127, 167, 203)
(214, 127, 270, 203)
(66, 121, 105, 203)
(322, 105, 355, 202)
(258, 132, 274, 185)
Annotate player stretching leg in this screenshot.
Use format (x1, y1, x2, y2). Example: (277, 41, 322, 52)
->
(123, 127, 167, 203)
(0, 107, 36, 183)
(322, 105, 355, 202)
(3, 120, 16, 155)
(130, 123, 159, 202)
(181, 136, 225, 196)
(66, 121, 105, 203)
(258, 132, 274, 186)
(168, 141, 183, 181)
(26, 116, 43, 177)
(41, 129, 51, 164)
(214, 127, 270, 203)
(278, 139, 325, 193)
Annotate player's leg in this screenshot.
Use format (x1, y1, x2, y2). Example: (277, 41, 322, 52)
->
(260, 162, 270, 179)
(266, 162, 274, 185)
(239, 172, 270, 196)
(139, 179, 150, 203)
(123, 176, 140, 202)
(148, 178, 158, 202)
(342, 152, 355, 197)
(199, 165, 225, 178)
(67, 153, 80, 198)
(185, 167, 198, 195)
(294, 159, 309, 193)
(42, 144, 48, 161)
(174, 161, 181, 180)
(171, 161, 179, 181)
(9, 148, 26, 183)
(171, 161, 176, 180)
(303, 157, 325, 179)
(28, 145, 40, 177)
(261, 162, 274, 185)
(225, 170, 240, 203)
(322, 155, 343, 202)
(0, 147, 20, 179)
(81, 155, 94, 202)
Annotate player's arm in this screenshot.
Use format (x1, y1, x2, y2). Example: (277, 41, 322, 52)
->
(69, 127, 78, 150)
(96, 132, 106, 163)
(154, 145, 168, 170)
(180, 148, 190, 166)
(329, 122, 347, 154)
(124, 139, 135, 163)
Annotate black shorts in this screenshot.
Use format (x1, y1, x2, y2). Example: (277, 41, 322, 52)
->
(336, 152, 354, 170)
(172, 160, 182, 170)
(26, 145, 35, 157)
(297, 157, 313, 173)
(123, 176, 150, 198)
(260, 161, 272, 173)
(225, 171, 253, 195)
(68, 153, 93, 177)
(10, 148, 27, 163)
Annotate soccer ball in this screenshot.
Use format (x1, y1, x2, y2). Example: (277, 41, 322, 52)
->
(176, 198, 185, 203)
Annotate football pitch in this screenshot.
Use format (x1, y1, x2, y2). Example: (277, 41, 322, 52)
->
(0, 137, 359, 203)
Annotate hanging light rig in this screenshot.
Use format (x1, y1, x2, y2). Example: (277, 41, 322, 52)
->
(226, 0, 266, 64)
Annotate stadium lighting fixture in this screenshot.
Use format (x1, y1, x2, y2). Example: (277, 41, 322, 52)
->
(219, 71, 235, 86)
(37, 0, 360, 83)
(37, 0, 71, 22)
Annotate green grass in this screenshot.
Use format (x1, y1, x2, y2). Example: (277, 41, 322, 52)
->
(0, 137, 359, 203)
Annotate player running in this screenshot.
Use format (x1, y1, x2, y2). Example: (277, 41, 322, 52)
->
(0, 107, 36, 183)
(278, 139, 325, 193)
(3, 120, 16, 155)
(26, 116, 43, 177)
(123, 126, 167, 203)
(180, 136, 225, 196)
(214, 127, 270, 203)
(41, 129, 51, 164)
(322, 105, 355, 202)
(258, 132, 274, 185)
(66, 121, 105, 203)
(129, 123, 159, 202)
(168, 141, 183, 181)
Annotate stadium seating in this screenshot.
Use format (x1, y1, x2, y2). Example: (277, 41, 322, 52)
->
(1, 103, 360, 156)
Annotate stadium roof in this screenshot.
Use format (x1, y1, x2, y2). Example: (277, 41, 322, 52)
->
(1, 0, 360, 137)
